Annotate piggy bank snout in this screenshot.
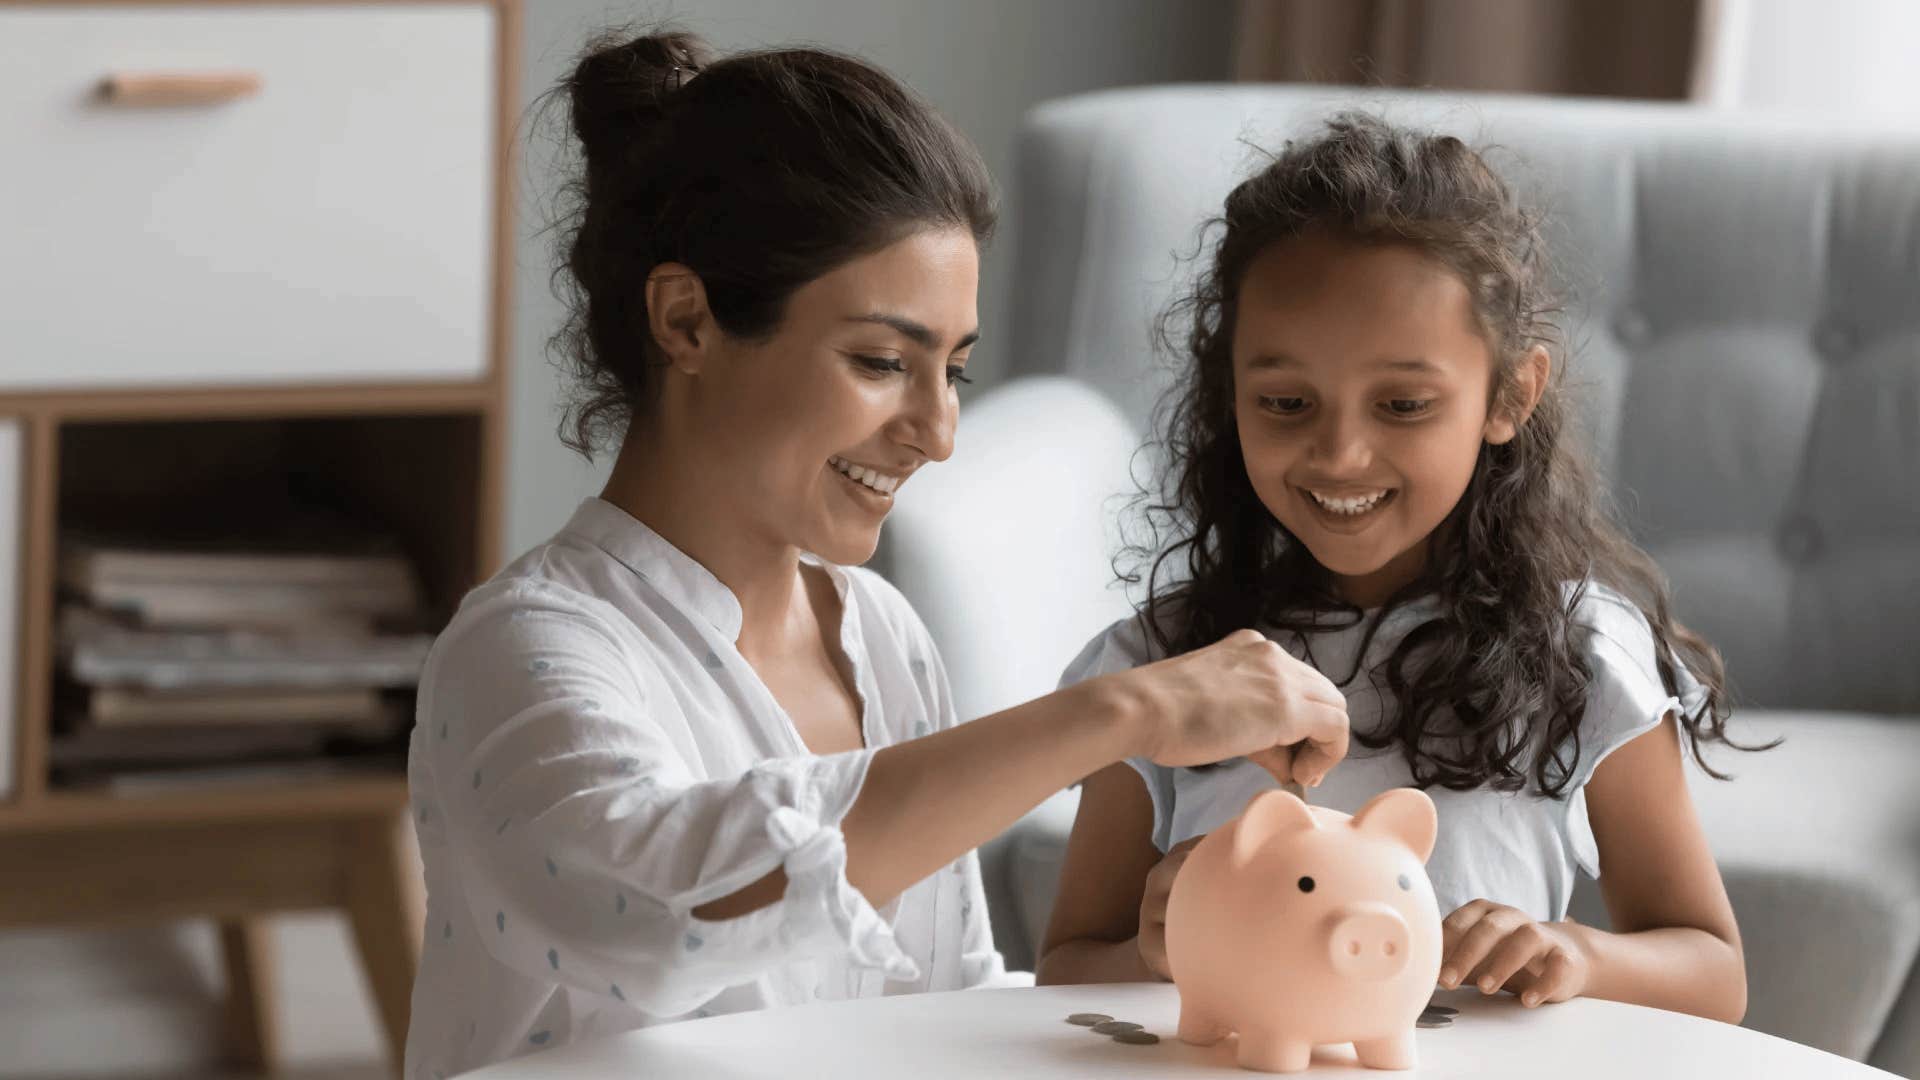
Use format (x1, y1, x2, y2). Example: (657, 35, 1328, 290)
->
(1325, 901, 1411, 981)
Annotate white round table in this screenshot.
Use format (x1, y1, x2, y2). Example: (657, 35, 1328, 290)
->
(463, 982, 1899, 1079)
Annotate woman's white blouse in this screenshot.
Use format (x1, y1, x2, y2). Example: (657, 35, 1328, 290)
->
(404, 498, 1007, 1079)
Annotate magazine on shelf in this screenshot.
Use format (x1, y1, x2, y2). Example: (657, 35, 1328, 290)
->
(59, 513, 426, 625)
(71, 579, 418, 630)
(61, 542, 419, 591)
(59, 606, 435, 691)
(69, 757, 402, 797)
(83, 686, 390, 727)
(48, 719, 395, 770)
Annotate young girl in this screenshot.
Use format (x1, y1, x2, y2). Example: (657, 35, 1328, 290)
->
(405, 30, 1348, 1078)
(1039, 114, 1760, 1024)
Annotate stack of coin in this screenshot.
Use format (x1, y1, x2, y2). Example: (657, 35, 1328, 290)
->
(1066, 1012, 1161, 1045)
(1417, 1002, 1459, 1029)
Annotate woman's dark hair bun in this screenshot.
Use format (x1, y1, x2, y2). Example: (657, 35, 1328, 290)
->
(564, 30, 713, 175)
(545, 26, 996, 458)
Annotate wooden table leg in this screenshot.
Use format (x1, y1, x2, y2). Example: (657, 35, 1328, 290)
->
(342, 810, 425, 1072)
(219, 916, 280, 1072)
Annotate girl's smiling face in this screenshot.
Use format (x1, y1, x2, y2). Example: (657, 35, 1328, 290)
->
(1232, 229, 1537, 608)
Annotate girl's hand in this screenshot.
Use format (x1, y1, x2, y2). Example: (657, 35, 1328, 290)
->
(1115, 628, 1350, 786)
(1439, 899, 1592, 1007)
(1135, 836, 1202, 980)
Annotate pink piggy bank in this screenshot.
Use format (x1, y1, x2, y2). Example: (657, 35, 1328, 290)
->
(1165, 787, 1442, 1073)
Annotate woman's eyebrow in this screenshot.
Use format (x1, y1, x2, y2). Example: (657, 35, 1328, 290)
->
(845, 312, 980, 351)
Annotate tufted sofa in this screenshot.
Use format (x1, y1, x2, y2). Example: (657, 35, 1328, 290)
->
(880, 86, 1920, 1074)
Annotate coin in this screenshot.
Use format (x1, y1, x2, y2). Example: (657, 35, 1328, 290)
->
(1416, 1017, 1453, 1029)
(1424, 1004, 1459, 1017)
(1066, 1013, 1112, 1026)
(1091, 1020, 1144, 1034)
(1113, 1030, 1161, 1045)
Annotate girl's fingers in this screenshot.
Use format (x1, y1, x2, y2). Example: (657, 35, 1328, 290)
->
(1499, 954, 1553, 1000)
(1137, 923, 1170, 979)
(1466, 926, 1544, 995)
(1140, 838, 1200, 922)
(1519, 947, 1578, 1007)
(1439, 900, 1493, 958)
(1439, 906, 1511, 989)
(1141, 877, 1175, 919)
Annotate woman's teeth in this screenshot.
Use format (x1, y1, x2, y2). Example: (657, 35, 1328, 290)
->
(829, 455, 901, 495)
(1308, 489, 1391, 515)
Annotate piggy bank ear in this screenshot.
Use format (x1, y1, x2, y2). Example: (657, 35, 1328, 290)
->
(1350, 788, 1438, 863)
(1229, 789, 1318, 866)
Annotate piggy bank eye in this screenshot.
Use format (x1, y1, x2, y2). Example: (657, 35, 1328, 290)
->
(1397, 874, 1412, 891)
(1297, 876, 1316, 893)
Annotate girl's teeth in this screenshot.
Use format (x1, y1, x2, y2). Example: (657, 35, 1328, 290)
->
(1311, 490, 1388, 515)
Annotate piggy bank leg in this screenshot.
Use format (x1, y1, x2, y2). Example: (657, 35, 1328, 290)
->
(1176, 1005, 1231, 1047)
(1352, 1031, 1417, 1070)
(1235, 1028, 1312, 1074)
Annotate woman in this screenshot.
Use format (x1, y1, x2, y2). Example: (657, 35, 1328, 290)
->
(404, 30, 1350, 1076)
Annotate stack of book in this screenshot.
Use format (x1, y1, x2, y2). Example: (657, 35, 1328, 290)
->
(50, 533, 435, 793)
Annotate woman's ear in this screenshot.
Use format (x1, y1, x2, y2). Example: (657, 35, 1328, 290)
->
(645, 263, 715, 375)
(1484, 344, 1551, 445)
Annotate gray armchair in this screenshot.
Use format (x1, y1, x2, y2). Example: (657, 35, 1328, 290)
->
(882, 86, 1920, 1074)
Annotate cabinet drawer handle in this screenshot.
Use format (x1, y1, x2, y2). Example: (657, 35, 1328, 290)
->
(98, 71, 262, 106)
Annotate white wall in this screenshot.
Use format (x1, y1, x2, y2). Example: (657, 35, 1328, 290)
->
(505, 0, 1233, 557)
(5, 4, 1229, 1075)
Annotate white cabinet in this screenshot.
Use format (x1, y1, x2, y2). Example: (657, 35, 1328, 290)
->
(0, 4, 498, 390)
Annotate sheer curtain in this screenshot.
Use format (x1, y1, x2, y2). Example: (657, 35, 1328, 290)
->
(1694, 0, 1920, 122)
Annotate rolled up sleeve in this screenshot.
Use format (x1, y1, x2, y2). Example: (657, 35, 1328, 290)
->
(419, 590, 916, 1018)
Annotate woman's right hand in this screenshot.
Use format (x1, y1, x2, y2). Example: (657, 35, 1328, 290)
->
(1108, 628, 1350, 786)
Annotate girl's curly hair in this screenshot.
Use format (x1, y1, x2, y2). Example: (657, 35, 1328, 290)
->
(1130, 113, 1769, 795)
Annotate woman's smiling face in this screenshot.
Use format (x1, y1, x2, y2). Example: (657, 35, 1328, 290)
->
(677, 226, 980, 567)
(1231, 229, 1519, 608)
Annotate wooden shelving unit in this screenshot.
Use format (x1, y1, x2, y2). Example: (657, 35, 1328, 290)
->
(0, 1, 521, 1072)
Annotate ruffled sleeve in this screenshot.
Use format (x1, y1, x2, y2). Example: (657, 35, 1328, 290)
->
(1560, 584, 1712, 879)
